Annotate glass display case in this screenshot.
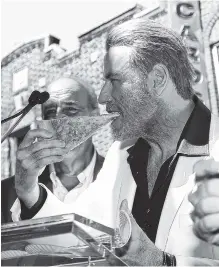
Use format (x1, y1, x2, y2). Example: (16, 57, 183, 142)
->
(1, 213, 127, 266)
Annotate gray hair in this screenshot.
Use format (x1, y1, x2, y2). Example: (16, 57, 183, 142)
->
(106, 18, 195, 99)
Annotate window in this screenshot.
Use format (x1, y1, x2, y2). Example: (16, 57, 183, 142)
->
(12, 67, 29, 94)
(212, 41, 219, 96)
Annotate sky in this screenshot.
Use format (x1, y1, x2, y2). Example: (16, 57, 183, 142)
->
(1, 0, 151, 58)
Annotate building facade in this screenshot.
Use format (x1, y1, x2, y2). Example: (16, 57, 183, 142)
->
(1, 0, 219, 179)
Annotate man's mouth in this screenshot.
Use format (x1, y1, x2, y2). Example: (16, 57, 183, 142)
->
(106, 106, 122, 117)
(105, 106, 123, 131)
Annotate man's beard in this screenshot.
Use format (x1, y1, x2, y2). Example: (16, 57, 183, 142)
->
(111, 125, 124, 141)
(110, 117, 144, 141)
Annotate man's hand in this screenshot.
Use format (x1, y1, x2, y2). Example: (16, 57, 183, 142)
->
(188, 158, 219, 245)
(107, 200, 163, 266)
(15, 128, 66, 208)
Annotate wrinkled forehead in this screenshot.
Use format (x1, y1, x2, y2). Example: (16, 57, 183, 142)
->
(104, 46, 132, 77)
(47, 78, 89, 101)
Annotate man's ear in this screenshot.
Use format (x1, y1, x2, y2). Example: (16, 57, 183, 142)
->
(147, 64, 169, 96)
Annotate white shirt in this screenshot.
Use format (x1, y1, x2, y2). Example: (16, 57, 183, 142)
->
(10, 151, 97, 220)
(50, 151, 97, 203)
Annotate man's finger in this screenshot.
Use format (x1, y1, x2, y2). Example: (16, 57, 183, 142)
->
(203, 179, 219, 197)
(194, 158, 219, 181)
(194, 197, 219, 218)
(193, 225, 211, 243)
(18, 140, 65, 159)
(22, 148, 67, 167)
(188, 183, 207, 206)
(193, 220, 219, 245)
(19, 129, 53, 149)
(190, 210, 199, 223)
(29, 155, 64, 170)
(189, 179, 219, 206)
(194, 214, 219, 234)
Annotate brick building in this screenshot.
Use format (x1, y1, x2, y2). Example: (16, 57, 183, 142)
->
(1, 0, 219, 179)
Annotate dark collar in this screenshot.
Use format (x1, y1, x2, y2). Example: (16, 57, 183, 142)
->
(179, 95, 211, 147)
(127, 96, 211, 160)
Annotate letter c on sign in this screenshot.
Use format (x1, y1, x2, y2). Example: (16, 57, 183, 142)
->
(177, 2, 195, 18)
(192, 69, 203, 84)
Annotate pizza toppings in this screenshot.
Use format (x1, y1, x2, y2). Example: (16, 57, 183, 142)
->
(37, 113, 119, 151)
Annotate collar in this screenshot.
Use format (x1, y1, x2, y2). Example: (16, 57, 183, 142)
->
(49, 150, 97, 186)
(77, 151, 96, 183)
(127, 96, 211, 160)
(178, 95, 211, 146)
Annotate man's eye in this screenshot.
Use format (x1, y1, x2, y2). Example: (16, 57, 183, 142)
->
(111, 79, 119, 83)
(63, 107, 78, 113)
(45, 110, 56, 116)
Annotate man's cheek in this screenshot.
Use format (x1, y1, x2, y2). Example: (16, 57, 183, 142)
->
(111, 117, 122, 129)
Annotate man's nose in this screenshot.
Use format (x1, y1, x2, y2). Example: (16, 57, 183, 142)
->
(56, 107, 66, 118)
(98, 81, 112, 104)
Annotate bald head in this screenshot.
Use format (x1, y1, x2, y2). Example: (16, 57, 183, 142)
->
(48, 77, 82, 93)
(48, 77, 97, 109)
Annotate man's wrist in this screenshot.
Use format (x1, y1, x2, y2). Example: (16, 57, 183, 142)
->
(16, 184, 40, 209)
(20, 185, 47, 220)
(163, 252, 177, 266)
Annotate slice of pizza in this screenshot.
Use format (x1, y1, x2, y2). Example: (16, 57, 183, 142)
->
(37, 113, 118, 151)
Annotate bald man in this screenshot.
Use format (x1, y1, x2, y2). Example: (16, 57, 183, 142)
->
(2, 77, 104, 223)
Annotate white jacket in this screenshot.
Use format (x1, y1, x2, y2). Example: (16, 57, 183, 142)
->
(12, 107, 219, 266)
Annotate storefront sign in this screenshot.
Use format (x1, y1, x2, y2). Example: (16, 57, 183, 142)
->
(169, 0, 209, 106)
